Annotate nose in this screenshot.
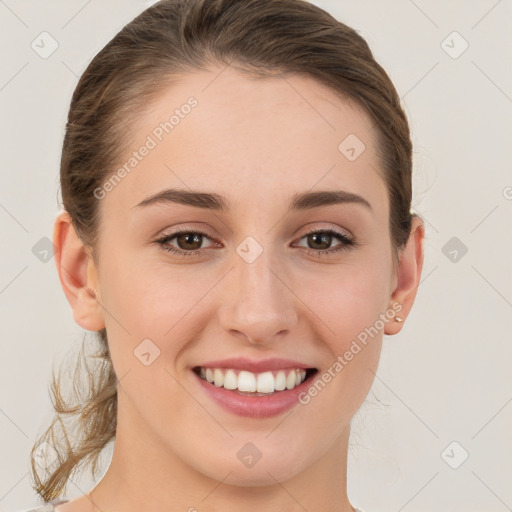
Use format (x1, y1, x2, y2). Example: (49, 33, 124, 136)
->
(218, 246, 298, 346)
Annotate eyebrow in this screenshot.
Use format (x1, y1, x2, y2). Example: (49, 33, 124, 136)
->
(133, 188, 372, 212)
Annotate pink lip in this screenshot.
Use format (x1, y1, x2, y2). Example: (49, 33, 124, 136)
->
(196, 357, 315, 373)
(192, 365, 317, 419)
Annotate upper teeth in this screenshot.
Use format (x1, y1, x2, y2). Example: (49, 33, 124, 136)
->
(199, 367, 307, 393)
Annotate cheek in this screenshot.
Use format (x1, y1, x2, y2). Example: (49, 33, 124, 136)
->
(100, 241, 392, 359)
(97, 251, 216, 383)
(99, 250, 194, 334)
(98, 258, 201, 421)
(99, 226, 392, 372)
(293, 264, 387, 434)
(299, 257, 392, 346)
(293, 250, 391, 408)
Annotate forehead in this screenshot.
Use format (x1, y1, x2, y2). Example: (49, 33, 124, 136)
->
(103, 66, 387, 214)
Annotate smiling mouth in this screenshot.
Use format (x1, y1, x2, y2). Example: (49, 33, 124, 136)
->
(193, 366, 318, 396)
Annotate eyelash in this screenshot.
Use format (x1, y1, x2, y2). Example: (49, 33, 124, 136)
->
(154, 227, 355, 258)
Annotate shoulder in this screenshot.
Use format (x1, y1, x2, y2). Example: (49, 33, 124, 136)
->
(13, 499, 69, 512)
(13, 506, 53, 512)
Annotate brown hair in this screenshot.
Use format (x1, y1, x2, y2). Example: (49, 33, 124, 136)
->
(31, 0, 414, 501)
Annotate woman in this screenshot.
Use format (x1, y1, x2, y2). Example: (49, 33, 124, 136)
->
(26, 0, 424, 511)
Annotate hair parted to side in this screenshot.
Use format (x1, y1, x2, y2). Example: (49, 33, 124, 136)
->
(31, 0, 415, 501)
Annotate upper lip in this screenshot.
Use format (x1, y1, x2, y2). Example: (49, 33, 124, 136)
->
(194, 357, 316, 373)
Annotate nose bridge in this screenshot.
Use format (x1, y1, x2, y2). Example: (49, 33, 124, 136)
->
(219, 237, 297, 343)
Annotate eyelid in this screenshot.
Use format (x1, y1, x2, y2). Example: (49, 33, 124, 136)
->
(299, 224, 353, 239)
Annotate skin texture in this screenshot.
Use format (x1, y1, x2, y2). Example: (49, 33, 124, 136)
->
(53, 66, 424, 512)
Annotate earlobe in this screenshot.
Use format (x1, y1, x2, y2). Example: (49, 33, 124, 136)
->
(384, 215, 425, 336)
(53, 210, 105, 332)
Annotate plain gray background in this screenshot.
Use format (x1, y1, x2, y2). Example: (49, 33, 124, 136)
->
(1, 1, 511, 511)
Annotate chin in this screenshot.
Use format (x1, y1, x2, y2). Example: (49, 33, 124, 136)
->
(193, 450, 309, 487)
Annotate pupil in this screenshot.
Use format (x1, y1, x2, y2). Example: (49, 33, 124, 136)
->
(310, 233, 330, 249)
(178, 233, 201, 250)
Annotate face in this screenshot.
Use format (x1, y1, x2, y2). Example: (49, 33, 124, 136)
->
(88, 66, 398, 485)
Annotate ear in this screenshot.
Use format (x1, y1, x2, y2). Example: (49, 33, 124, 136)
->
(385, 215, 425, 335)
(53, 210, 105, 331)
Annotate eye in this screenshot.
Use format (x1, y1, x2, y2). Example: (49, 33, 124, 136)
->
(155, 228, 217, 256)
(154, 226, 356, 258)
(295, 228, 355, 257)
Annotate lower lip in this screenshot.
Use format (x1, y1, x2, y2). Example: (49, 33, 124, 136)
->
(193, 370, 315, 418)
